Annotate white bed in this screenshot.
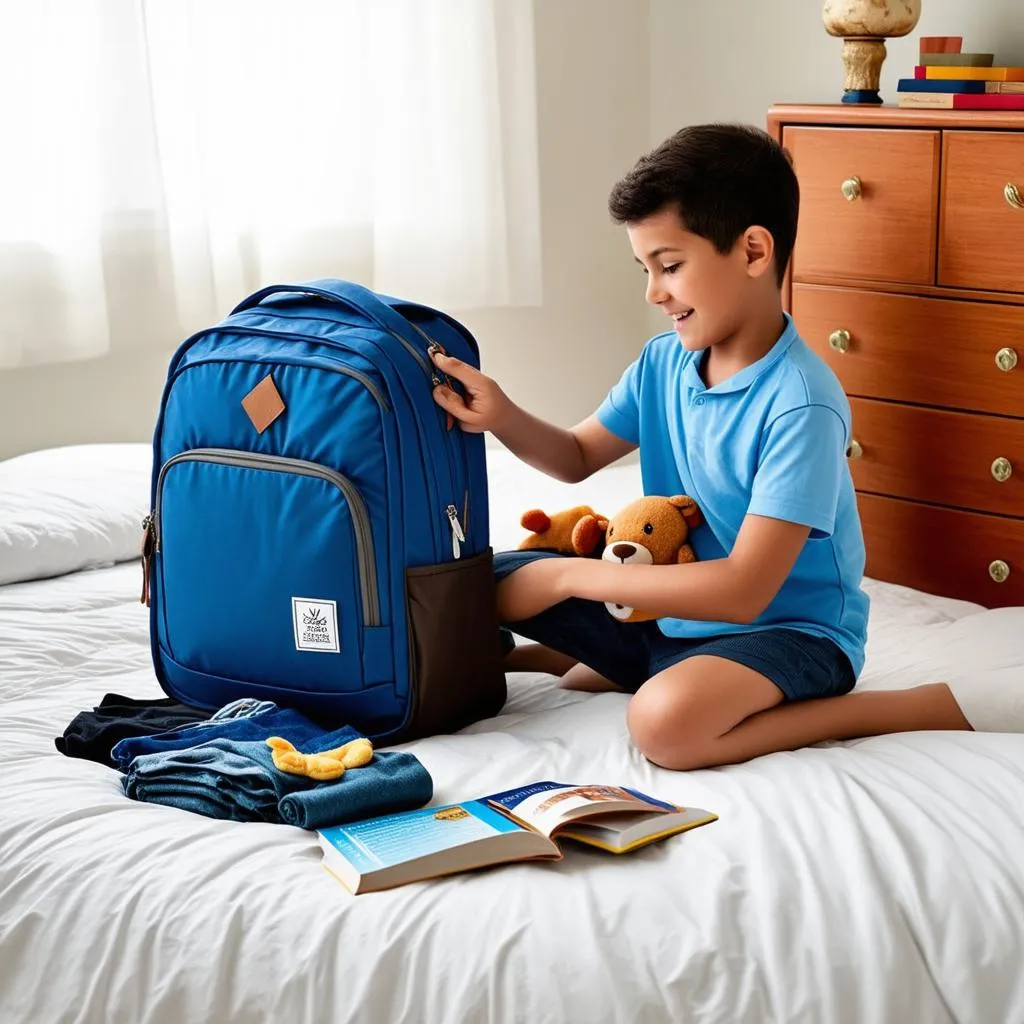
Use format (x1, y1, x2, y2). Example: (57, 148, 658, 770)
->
(2, 444, 1023, 1024)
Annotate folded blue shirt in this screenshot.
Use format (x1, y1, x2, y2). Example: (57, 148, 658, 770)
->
(119, 714, 433, 829)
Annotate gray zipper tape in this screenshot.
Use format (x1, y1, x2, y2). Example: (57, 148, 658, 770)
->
(155, 447, 380, 627)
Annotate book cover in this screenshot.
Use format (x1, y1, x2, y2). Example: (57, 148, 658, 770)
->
(898, 78, 987, 94)
(898, 92, 1024, 110)
(920, 53, 994, 68)
(319, 781, 717, 893)
(921, 65, 1024, 82)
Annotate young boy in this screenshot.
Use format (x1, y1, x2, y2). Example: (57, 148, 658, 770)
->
(431, 123, 971, 771)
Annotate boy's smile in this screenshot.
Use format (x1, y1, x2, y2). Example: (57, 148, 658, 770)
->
(627, 205, 751, 354)
(625, 204, 784, 383)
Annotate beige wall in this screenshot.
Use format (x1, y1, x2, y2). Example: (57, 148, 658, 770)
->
(0, 0, 653, 461)
(650, 0, 1024, 137)
(6, 0, 1022, 460)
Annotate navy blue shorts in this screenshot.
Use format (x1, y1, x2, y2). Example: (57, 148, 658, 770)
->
(495, 550, 855, 701)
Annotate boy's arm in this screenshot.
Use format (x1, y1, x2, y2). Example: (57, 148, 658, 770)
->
(431, 351, 636, 482)
(499, 515, 809, 624)
(501, 403, 846, 625)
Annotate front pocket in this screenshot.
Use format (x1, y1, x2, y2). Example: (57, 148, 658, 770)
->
(155, 448, 380, 693)
(403, 547, 506, 740)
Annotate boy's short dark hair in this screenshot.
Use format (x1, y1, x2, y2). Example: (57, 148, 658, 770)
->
(608, 123, 799, 287)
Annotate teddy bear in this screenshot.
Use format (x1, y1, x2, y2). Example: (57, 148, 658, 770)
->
(517, 504, 609, 557)
(517, 495, 702, 623)
(600, 495, 702, 622)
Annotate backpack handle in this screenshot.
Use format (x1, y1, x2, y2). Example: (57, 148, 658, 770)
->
(231, 279, 420, 344)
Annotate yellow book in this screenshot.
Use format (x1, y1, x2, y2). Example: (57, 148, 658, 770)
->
(318, 781, 718, 894)
(925, 65, 1024, 81)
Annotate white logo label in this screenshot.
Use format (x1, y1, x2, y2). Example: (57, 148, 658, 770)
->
(292, 597, 340, 653)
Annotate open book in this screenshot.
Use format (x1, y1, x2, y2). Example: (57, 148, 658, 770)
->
(318, 781, 718, 894)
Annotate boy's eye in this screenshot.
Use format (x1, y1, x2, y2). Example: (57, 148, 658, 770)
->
(662, 263, 682, 274)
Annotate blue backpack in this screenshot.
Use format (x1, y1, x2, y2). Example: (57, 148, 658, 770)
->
(141, 279, 506, 742)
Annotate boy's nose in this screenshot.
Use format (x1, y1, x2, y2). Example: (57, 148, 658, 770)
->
(645, 279, 668, 306)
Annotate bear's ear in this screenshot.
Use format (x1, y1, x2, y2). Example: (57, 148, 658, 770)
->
(572, 514, 607, 556)
(520, 509, 551, 533)
(668, 495, 702, 529)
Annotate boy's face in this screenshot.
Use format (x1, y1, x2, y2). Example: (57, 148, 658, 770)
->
(626, 206, 757, 352)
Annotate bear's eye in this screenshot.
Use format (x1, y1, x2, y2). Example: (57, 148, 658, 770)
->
(607, 526, 613, 538)
(643, 522, 654, 535)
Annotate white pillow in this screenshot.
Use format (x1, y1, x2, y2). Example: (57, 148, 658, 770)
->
(0, 444, 153, 585)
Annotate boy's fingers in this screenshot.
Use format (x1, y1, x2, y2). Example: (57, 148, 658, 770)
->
(431, 349, 476, 382)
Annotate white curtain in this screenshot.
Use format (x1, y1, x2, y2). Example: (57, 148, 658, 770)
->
(0, 0, 542, 369)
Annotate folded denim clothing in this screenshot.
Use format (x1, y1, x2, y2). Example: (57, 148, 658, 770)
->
(111, 703, 318, 773)
(55, 692, 211, 768)
(122, 723, 433, 829)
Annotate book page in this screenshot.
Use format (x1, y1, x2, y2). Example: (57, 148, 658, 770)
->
(487, 782, 659, 837)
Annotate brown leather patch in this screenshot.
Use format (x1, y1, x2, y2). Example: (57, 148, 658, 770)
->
(242, 374, 285, 434)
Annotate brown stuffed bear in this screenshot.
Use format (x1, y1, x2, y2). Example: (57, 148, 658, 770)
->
(518, 505, 609, 557)
(601, 495, 702, 622)
(517, 495, 702, 623)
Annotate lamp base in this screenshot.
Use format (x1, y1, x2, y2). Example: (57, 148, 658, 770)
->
(840, 37, 888, 105)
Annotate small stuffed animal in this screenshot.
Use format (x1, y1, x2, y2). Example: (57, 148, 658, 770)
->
(602, 495, 702, 622)
(266, 736, 374, 781)
(518, 504, 609, 557)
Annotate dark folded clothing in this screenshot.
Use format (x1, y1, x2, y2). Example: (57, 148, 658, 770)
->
(122, 720, 433, 829)
(55, 692, 210, 768)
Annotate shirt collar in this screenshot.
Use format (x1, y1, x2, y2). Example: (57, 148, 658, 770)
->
(682, 312, 799, 396)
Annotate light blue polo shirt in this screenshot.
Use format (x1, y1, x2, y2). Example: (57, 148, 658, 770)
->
(596, 313, 869, 676)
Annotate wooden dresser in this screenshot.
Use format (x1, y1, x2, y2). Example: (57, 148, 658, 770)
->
(767, 104, 1024, 608)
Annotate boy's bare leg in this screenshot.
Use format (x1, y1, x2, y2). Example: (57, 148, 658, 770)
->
(498, 562, 619, 692)
(503, 643, 578, 676)
(627, 655, 973, 771)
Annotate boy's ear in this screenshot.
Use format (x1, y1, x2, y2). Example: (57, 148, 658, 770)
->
(743, 226, 775, 280)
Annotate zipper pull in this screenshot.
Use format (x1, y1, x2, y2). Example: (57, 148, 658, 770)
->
(140, 514, 155, 606)
(446, 504, 465, 560)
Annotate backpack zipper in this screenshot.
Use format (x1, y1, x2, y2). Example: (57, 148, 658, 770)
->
(152, 448, 380, 627)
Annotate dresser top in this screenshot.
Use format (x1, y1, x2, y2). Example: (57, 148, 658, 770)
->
(768, 103, 1024, 131)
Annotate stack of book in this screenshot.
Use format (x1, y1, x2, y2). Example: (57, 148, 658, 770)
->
(898, 36, 1024, 110)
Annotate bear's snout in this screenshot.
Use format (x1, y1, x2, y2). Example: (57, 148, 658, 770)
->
(611, 543, 636, 560)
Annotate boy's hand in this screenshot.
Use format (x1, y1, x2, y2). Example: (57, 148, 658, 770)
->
(430, 349, 510, 434)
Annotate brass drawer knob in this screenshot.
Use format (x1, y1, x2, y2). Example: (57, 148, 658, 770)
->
(841, 176, 862, 202)
(992, 457, 1013, 483)
(1005, 182, 1024, 210)
(847, 438, 863, 460)
(989, 559, 1011, 584)
(996, 347, 1018, 372)
(829, 328, 851, 354)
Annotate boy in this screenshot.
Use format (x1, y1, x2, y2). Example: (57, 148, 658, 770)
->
(431, 123, 971, 771)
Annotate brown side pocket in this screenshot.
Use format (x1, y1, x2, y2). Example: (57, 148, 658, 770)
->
(403, 547, 506, 740)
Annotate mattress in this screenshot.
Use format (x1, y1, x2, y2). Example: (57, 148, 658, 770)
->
(1, 443, 1023, 1024)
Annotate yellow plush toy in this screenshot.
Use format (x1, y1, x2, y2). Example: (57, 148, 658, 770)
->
(601, 495, 702, 622)
(265, 736, 374, 781)
(517, 495, 702, 623)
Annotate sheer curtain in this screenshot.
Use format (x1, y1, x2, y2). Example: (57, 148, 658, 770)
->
(0, 0, 541, 369)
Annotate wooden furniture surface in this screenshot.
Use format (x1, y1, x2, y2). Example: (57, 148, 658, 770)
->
(768, 104, 1024, 607)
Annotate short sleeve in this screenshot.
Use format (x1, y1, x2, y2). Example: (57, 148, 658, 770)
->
(747, 404, 848, 538)
(596, 356, 642, 444)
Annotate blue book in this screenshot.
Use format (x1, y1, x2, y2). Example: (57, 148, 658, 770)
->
(318, 781, 718, 893)
(897, 78, 987, 93)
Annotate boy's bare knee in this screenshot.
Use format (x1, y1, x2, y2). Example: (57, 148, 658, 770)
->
(626, 682, 715, 771)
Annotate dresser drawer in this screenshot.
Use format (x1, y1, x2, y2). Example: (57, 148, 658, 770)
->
(792, 284, 1024, 418)
(848, 398, 1024, 517)
(857, 493, 1024, 607)
(939, 131, 1024, 293)
(784, 126, 940, 286)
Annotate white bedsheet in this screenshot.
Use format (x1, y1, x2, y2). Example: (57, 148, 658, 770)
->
(2, 448, 1024, 1024)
